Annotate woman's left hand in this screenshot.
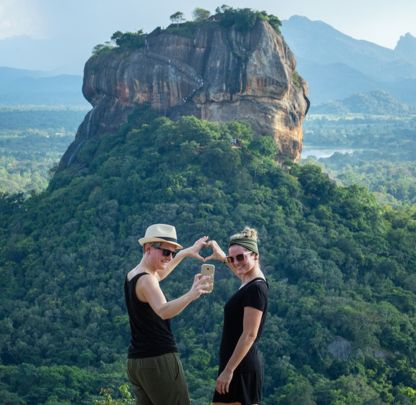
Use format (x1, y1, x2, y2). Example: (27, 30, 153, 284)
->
(215, 368, 233, 394)
(204, 240, 227, 262)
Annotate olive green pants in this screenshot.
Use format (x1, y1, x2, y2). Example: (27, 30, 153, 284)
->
(127, 352, 191, 405)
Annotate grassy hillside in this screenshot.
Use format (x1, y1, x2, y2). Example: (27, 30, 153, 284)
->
(1, 109, 415, 404)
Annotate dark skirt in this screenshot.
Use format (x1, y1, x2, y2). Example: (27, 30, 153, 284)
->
(212, 360, 263, 404)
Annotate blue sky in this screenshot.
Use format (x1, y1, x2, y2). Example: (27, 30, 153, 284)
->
(1, 0, 415, 73)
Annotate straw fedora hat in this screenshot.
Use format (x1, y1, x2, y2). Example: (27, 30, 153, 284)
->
(138, 224, 183, 249)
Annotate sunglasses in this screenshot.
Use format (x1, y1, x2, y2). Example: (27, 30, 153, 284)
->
(226, 251, 253, 264)
(151, 244, 177, 258)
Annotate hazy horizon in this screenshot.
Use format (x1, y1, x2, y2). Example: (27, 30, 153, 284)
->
(1, 0, 415, 74)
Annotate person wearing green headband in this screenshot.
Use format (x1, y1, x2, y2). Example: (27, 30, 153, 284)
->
(206, 227, 269, 405)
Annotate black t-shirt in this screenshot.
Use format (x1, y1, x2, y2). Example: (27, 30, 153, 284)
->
(218, 277, 269, 372)
(124, 272, 178, 358)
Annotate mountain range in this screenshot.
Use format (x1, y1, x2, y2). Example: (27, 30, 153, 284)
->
(309, 90, 416, 115)
(281, 16, 416, 106)
(1, 15, 415, 108)
(0, 67, 86, 105)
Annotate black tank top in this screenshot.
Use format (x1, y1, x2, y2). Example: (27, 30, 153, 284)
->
(124, 272, 177, 358)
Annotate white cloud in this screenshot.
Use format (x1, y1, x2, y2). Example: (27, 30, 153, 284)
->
(0, 0, 44, 39)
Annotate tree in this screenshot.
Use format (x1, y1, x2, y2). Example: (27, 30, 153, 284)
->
(92, 42, 113, 56)
(111, 31, 123, 43)
(110, 30, 146, 48)
(170, 11, 185, 25)
(192, 8, 210, 22)
(215, 5, 231, 14)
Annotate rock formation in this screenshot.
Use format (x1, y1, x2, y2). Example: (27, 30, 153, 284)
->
(395, 33, 416, 64)
(60, 18, 309, 168)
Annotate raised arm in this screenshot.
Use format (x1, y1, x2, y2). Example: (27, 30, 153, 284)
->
(157, 236, 208, 281)
(138, 273, 211, 320)
(215, 306, 263, 395)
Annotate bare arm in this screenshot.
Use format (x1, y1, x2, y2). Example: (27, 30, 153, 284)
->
(215, 307, 263, 395)
(157, 236, 208, 281)
(137, 273, 210, 320)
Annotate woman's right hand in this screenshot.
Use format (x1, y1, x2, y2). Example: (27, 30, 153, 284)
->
(204, 240, 227, 263)
(188, 273, 212, 300)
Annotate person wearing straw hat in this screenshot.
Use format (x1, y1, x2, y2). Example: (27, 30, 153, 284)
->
(125, 223, 211, 405)
(206, 226, 269, 405)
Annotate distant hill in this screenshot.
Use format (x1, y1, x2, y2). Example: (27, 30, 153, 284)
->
(395, 33, 416, 64)
(0, 67, 87, 105)
(295, 59, 380, 103)
(281, 16, 416, 106)
(310, 90, 416, 114)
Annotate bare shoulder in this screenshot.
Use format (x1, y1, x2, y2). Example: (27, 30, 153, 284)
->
(136, 272, 166, 304)
(136, 272, 160, 293)
(138, 272, 158, 285)
(127, 269, 139, 281)
(134, 273, 160, 302)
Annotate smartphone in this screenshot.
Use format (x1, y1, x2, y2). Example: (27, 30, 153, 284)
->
(201, 264, 215, 292)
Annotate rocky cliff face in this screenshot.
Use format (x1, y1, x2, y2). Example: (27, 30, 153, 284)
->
(395, 33, 416, 64)
(60, 20, 309, 167)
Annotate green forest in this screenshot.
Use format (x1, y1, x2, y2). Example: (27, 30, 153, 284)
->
(303, 114, 416, 206)
(0, 105, 88, 195)
(1, 104, 415, 404)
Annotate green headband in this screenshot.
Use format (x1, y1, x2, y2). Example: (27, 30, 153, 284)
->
(229, 237, 259, 254)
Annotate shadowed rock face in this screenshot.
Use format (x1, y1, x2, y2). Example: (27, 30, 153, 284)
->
(60, 20, 309, 168)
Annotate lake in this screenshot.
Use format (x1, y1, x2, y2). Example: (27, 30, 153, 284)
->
(301, 147, 358, 159)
